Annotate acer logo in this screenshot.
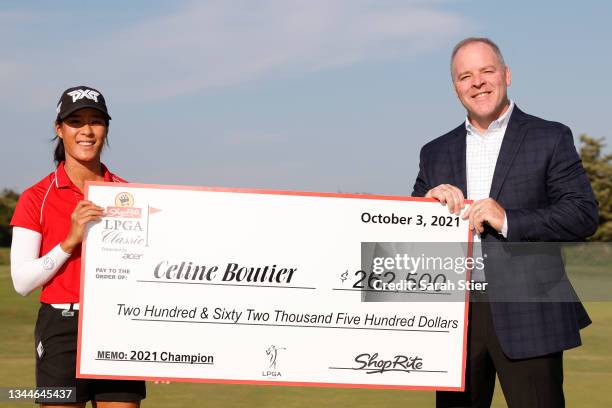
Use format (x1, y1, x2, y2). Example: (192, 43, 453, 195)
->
(122, 253, 143, 260)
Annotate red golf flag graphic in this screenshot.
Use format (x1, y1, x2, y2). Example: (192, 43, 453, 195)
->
(146, 205, 161, 247)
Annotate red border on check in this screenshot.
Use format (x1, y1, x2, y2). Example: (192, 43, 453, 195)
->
(77, 181, 473, 391)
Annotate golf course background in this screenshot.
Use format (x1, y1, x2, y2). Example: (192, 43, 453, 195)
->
(1, 246, 610, 407)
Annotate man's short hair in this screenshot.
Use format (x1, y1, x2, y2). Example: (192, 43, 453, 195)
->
(450, 37, 506, 76)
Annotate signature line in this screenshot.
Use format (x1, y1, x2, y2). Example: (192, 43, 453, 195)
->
(328, 367, 447, 374)
(136, 280, 315, 290)
(131, 318, 449, 333)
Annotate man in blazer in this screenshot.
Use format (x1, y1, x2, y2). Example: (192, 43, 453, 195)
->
(412, 37, 598, 407)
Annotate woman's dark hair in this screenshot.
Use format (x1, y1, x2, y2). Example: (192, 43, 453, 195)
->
(53, 117, 110, 166)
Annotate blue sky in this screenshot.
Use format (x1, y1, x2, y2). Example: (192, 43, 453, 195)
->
(2, 0, 610, 194)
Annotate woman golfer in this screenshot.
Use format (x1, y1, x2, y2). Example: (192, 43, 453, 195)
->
(10, 86, 146, 407)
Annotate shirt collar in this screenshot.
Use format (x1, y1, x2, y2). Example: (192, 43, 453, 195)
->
(465, 100, 515, 135)
(55, 161, 114, 189)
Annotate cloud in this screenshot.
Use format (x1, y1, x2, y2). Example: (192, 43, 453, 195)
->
(1, 0, 468, 107)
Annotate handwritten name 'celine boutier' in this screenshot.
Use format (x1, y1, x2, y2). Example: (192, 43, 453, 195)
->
(153, 260, 298, 284)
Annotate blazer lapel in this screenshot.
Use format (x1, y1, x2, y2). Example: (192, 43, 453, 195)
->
(448, 125, 467, 196)
(489, 106, 529, 200)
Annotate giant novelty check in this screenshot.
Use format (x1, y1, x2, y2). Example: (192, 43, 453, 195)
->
(78, 183, 472, 390)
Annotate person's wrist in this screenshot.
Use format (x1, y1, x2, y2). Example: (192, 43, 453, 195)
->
(60, 237, 77, 254)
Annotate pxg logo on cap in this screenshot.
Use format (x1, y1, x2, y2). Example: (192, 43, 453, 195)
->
(56, 85, 111, 121)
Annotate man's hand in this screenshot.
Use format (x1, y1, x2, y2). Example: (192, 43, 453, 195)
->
(462, 198, 506, 234)
(425, 184, 466, 215)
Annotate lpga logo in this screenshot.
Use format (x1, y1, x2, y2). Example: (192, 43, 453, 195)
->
(67, 89, 100, 103)
(262, 345, 286, 378)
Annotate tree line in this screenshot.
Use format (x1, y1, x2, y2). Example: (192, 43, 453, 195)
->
(0, 135, 610, 246)
(0, 189, 19, 247)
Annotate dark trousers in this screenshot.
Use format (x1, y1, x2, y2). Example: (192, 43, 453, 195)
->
(437, 296, 565, 408)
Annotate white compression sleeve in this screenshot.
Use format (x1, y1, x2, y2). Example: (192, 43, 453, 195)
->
(10, 227, 72, 296)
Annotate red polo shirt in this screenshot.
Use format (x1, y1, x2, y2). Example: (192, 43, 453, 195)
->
(11, 162, 126, 303)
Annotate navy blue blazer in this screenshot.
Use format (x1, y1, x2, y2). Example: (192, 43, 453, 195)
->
(412, 106, 599, 359)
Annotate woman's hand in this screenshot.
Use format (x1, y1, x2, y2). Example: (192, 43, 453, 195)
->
(60, 200, 104, 253)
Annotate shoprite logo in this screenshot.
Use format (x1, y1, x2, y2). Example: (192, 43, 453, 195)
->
(107, 192, 142, 218)
(115, 192, 134, 207)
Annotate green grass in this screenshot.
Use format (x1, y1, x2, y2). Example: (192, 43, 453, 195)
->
(1, 246, 611, 407)
(565, 243, 612, 301)
(0, 248, 9, 267)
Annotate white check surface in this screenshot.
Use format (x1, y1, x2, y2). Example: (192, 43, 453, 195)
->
(79, 184, 469, 390)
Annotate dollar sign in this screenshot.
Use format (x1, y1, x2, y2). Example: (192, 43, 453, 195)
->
(340, 270, 349, 283)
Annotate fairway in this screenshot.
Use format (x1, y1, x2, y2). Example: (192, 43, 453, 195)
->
(1, 247, 610, 407)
